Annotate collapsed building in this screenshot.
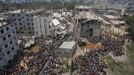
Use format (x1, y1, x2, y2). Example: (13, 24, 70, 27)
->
(49, 11, 73, 39)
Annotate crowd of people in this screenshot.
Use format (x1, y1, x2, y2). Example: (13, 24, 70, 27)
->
(2, 37, 58, 75)
(101, 35, 127, 56)
(1, 32, 128, 75)
(75, 50, 107, 75)
(41, 56, 57, 75)
(73, 34, 128, 75)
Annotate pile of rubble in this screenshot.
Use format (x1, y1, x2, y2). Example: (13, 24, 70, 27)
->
(49, 11, 73, 38)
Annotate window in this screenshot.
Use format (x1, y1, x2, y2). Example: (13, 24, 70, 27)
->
(7, 51, 10, 55)
(14, 19, 16, 21)
(29, 32, 32, 34)
(6, 27, 9, 31)
(16, 31, 19, 34)
(5, 44, 8, 48)
(11, 47, 14, 51)
(12, 14, 15, 16)
(0, 48, 2, 52)
(31, 14, 33, 17)
(8, 34, 11, 38)
(27, 19, 29, 21)
(3, 37, 6, 41)
(81, 23, 84, 26)
(18, 14, 20, 16)
(0, 57, 2, 61)
(20, 27, 23, 29)
(28, 27, 31, 29)
(11, 25, 14, 27)
(19, 23, 22, 25)
(27, 23, 30, 25)
(18, 19, 21, 21)
(26, 14, 29, 16)
(10, 41, 13, 44)
(14, 23, 17, 25)
(88, 25, 90, 28)
(89, 28, 93, 36)
(32, 23, 34, 25)
(0, 29, 4, 34)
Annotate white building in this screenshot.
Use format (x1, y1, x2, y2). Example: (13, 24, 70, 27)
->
(59, 41, 77, 57)
(0, 16, 19, 68)
(2, 0, 26, 4)
(33, 15, 50, 37)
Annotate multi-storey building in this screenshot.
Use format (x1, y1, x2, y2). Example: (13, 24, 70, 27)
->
(6, 9, 50, 38)
(0, 16, 19, 68)
(6, 10, 37, 37)
(74, 6, 102, 40)
(33, 15, 50, 37)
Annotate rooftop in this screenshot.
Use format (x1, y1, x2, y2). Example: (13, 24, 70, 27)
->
(104, 14, 121, 19)
(75, 5, 92, 9)
(110, 20, 125, 25)
(6, 9, 44, 14)
(76, 12, 100, 20)
(59, 41, 76, 49)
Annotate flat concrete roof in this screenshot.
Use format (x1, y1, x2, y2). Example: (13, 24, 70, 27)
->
(104, 14, 121, 19)
(110, 20, 125, 25)
(59, 41, 76, 49)
(76, 12, 100, 20)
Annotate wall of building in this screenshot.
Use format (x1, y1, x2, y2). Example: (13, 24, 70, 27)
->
(0, 22, 19, 68)
(7, 11, 35, 37)
(33, 16, 50, 37)
(77, 20, 101, 38)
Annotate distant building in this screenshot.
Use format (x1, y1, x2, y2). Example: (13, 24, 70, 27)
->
(0, 16, 19, 68)
(74, 6, 102, 40)
(2, 0, 26, 4)
(33, 15, 50, 37)
(127, 0, 134, 9)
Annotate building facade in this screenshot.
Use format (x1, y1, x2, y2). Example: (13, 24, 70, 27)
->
(75, 6, 102, 40)
(33, 15, 50, 37)
(7, 10, 35, 37)
(0, 16, 19, 68)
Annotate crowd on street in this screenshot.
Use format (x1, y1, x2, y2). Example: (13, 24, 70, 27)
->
(1, 32, 129, 75)
(73, 34, 128, 75)
(1, 37, 58, 75)
(101, 35, 127, 56)
(75, 50, 107, 75)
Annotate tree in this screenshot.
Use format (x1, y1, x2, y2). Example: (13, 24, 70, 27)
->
(125, 15, 134, 40)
